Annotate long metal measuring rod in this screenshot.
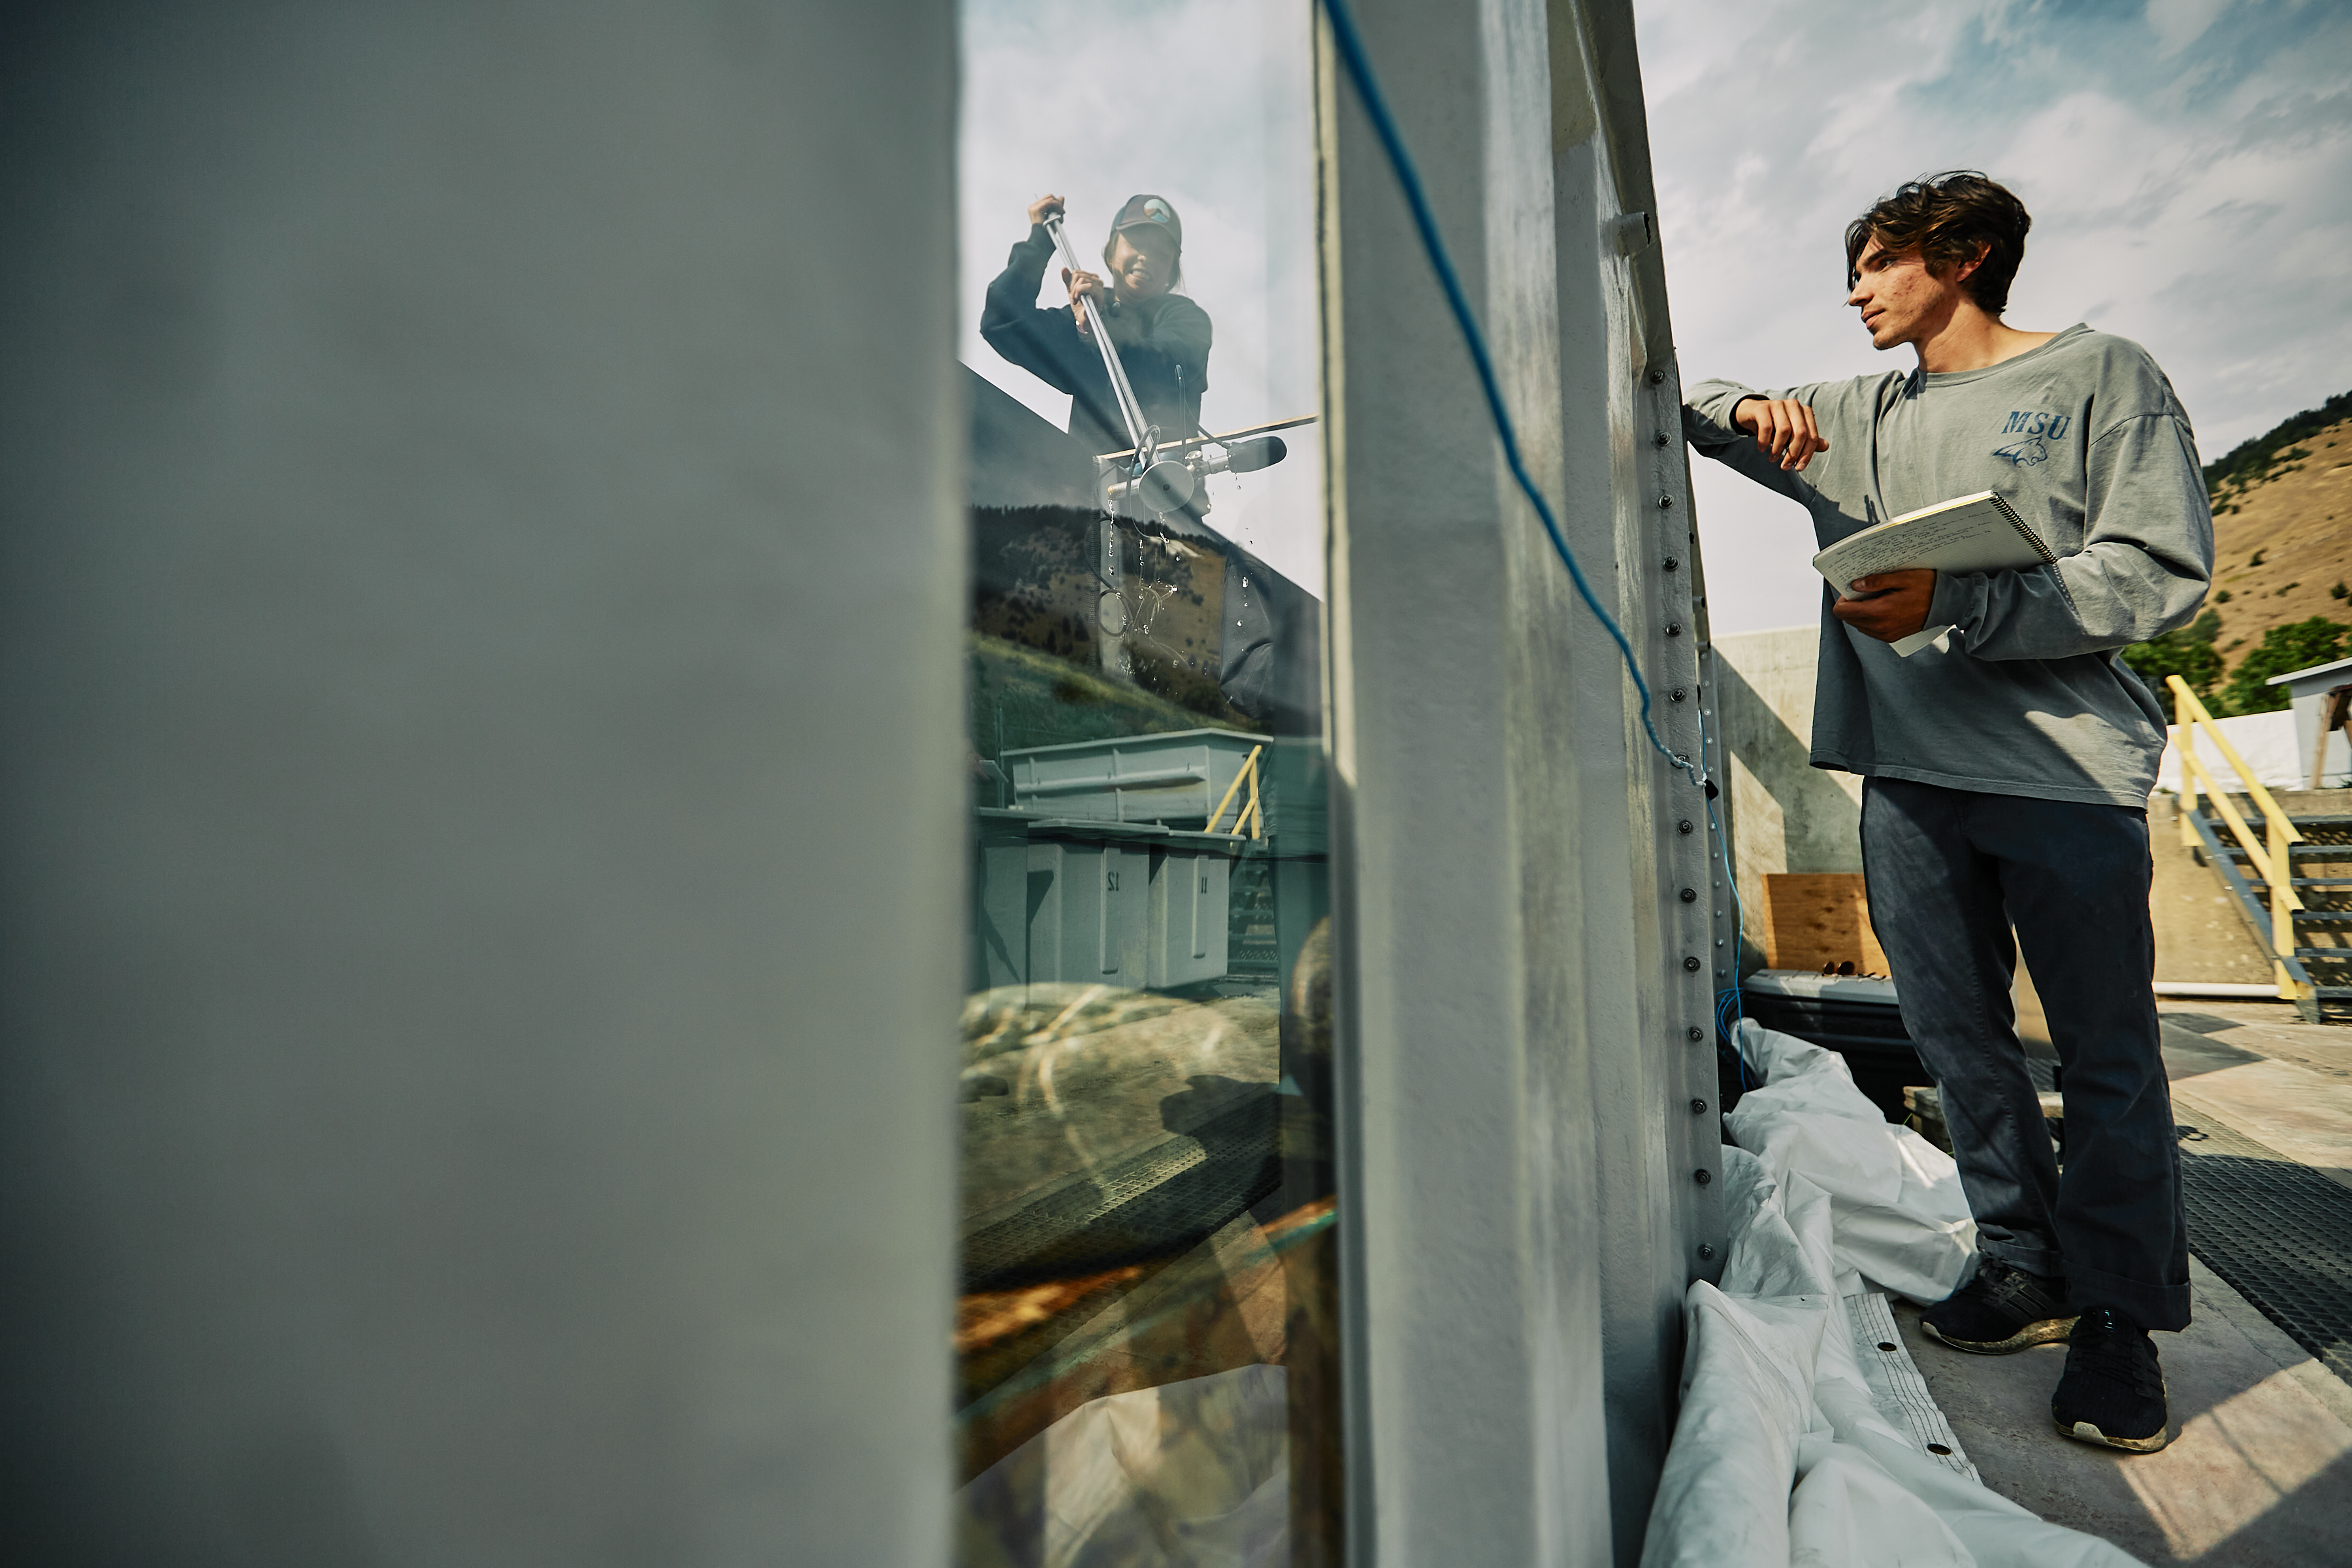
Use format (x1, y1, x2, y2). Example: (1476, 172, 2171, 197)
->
(1041, 210, 1155, 465)
(1094, 414, 1318, 464)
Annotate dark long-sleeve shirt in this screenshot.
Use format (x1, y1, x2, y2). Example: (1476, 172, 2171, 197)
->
(980, 225, 1211, 458)
(1684, 325, 2214, 808)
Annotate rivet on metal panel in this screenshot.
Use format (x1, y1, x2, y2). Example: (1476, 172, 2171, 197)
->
(1649, 369, 1667, 386)
(1697, 1243, 1716, 1260)
(1670, 687, 1687, 702)
(1663, 555, 1679, 571)
(1665, 623, 1683, 637)
(1694, 1169, 1712, 1186)
(1687, 1026, 1705, 1041)
(1678, 819, 1694, 834)
(1680, 887, 1697, 903)
(1658, 495, 1674, 510)
(1683, 956, 1701, 972)
(1654, 431, 1670, 448)
(1690, 1098, 1708, 1114)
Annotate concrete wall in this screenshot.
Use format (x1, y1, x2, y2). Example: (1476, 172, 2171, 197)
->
(1714, 624, 1862, 967)
(0, 5, 961, 1563)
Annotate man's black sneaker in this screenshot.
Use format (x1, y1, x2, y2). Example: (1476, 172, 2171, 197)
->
(1921, 1258, 2079, 1354)
(2051, 1307, 2171, 1452)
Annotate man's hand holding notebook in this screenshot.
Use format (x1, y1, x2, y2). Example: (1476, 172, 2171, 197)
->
(1812, 491, 2057, 656)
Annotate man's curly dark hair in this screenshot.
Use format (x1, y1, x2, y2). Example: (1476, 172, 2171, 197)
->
(1845, 171, 2032, 316)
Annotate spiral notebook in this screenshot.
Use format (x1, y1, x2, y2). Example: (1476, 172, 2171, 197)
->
(1812, 491, 2057, 657)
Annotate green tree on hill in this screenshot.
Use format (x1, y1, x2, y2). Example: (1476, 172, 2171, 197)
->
(2203, 387, 2352, 498)
(2120, 610, 2223, 721)
(2220, 617, 2351, 715)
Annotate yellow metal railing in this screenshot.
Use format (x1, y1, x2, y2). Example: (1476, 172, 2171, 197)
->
(1204, 745, 1264, 840)
(2168, 674, 2306, 998)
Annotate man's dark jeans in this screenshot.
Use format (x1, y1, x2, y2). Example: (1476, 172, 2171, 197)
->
(1861, 776, 2191, 1331)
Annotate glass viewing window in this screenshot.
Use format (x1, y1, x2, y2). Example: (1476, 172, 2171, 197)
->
(952, 1, 1340, 1560)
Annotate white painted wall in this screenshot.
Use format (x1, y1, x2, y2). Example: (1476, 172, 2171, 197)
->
(2159, 710, 2308, 792)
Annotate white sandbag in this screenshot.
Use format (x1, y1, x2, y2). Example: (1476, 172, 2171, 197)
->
(1725, 1019, 1976, 1303)
(1643, 1022, 2153, 1567)
(1806, 1417, 2144, 1568)
(1788, 1434, 1973, 1568)
(1641, 1282, 1832, 1568)
(1718, 1148, 1850, 1300)
(1720, 1152, 1972, 1477)
(1782, 1167, 2146, 1567)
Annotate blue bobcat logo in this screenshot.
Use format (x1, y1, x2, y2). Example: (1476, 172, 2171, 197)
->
(1993, 409, 2069, 468)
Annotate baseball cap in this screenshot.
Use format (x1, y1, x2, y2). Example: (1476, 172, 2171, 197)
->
(1111, 193, 1183, 251)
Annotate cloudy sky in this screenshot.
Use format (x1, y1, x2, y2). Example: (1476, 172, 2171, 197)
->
(960, 0, 2350, 624)
(1642, 0, 2352, 633)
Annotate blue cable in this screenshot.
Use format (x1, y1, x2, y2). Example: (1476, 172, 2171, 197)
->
(1316, 0, 1697, 791)
(1322, 0, 1747, 1080)
(1697, 702, 1749, 1087)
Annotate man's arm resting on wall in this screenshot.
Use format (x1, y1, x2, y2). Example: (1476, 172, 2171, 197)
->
(1682, 378, 1827, 502)
(1931, 414, 2215, 660)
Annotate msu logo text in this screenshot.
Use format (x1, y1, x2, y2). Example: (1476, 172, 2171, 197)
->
(1993, 409, 2069, 467)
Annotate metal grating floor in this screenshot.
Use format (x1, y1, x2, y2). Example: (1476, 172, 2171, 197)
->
(2174, 1117, 2352, 1386)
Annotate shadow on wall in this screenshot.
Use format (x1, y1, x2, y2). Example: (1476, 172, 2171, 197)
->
(1714, 628, 1863, 970)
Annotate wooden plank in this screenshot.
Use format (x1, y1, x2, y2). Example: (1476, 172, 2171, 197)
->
(1760, 872, 1887, 976)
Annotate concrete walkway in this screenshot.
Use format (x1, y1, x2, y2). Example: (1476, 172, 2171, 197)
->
(2161, 1002, 2352, 1191)
(1894, 999, 2352, 1563)
(1895, 1260, 2352, 1563)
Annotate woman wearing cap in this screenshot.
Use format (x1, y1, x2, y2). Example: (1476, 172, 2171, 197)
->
(981, 192, 1213, 459)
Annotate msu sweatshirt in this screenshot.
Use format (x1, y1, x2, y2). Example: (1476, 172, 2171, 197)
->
(1683, 324, 2215, 808)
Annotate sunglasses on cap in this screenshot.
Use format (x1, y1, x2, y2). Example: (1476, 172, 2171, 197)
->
(1111, 194, 1182, 249)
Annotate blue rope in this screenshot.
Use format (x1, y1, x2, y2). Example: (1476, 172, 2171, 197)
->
(1316, 0, 1697, 790)
(1322, 0, 1757, 1088)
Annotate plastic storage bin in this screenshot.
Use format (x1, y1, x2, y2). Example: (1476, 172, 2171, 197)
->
(970, 811, 1241, 990)
(1005, 729, 1266, 826)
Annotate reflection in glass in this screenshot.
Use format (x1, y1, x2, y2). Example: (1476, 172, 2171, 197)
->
(955, 3, 1335, 1561)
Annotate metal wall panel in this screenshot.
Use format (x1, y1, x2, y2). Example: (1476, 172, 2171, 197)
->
(0, 5, 962, 1563)
(1322, 1, 1722, 1562)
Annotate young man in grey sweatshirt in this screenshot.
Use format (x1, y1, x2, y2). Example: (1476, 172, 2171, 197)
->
(1683, 171, 2213, 1454)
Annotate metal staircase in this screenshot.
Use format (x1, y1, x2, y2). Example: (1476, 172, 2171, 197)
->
(2180, 799, 2352, 1022)
(2169, 674, 2352, 1022)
